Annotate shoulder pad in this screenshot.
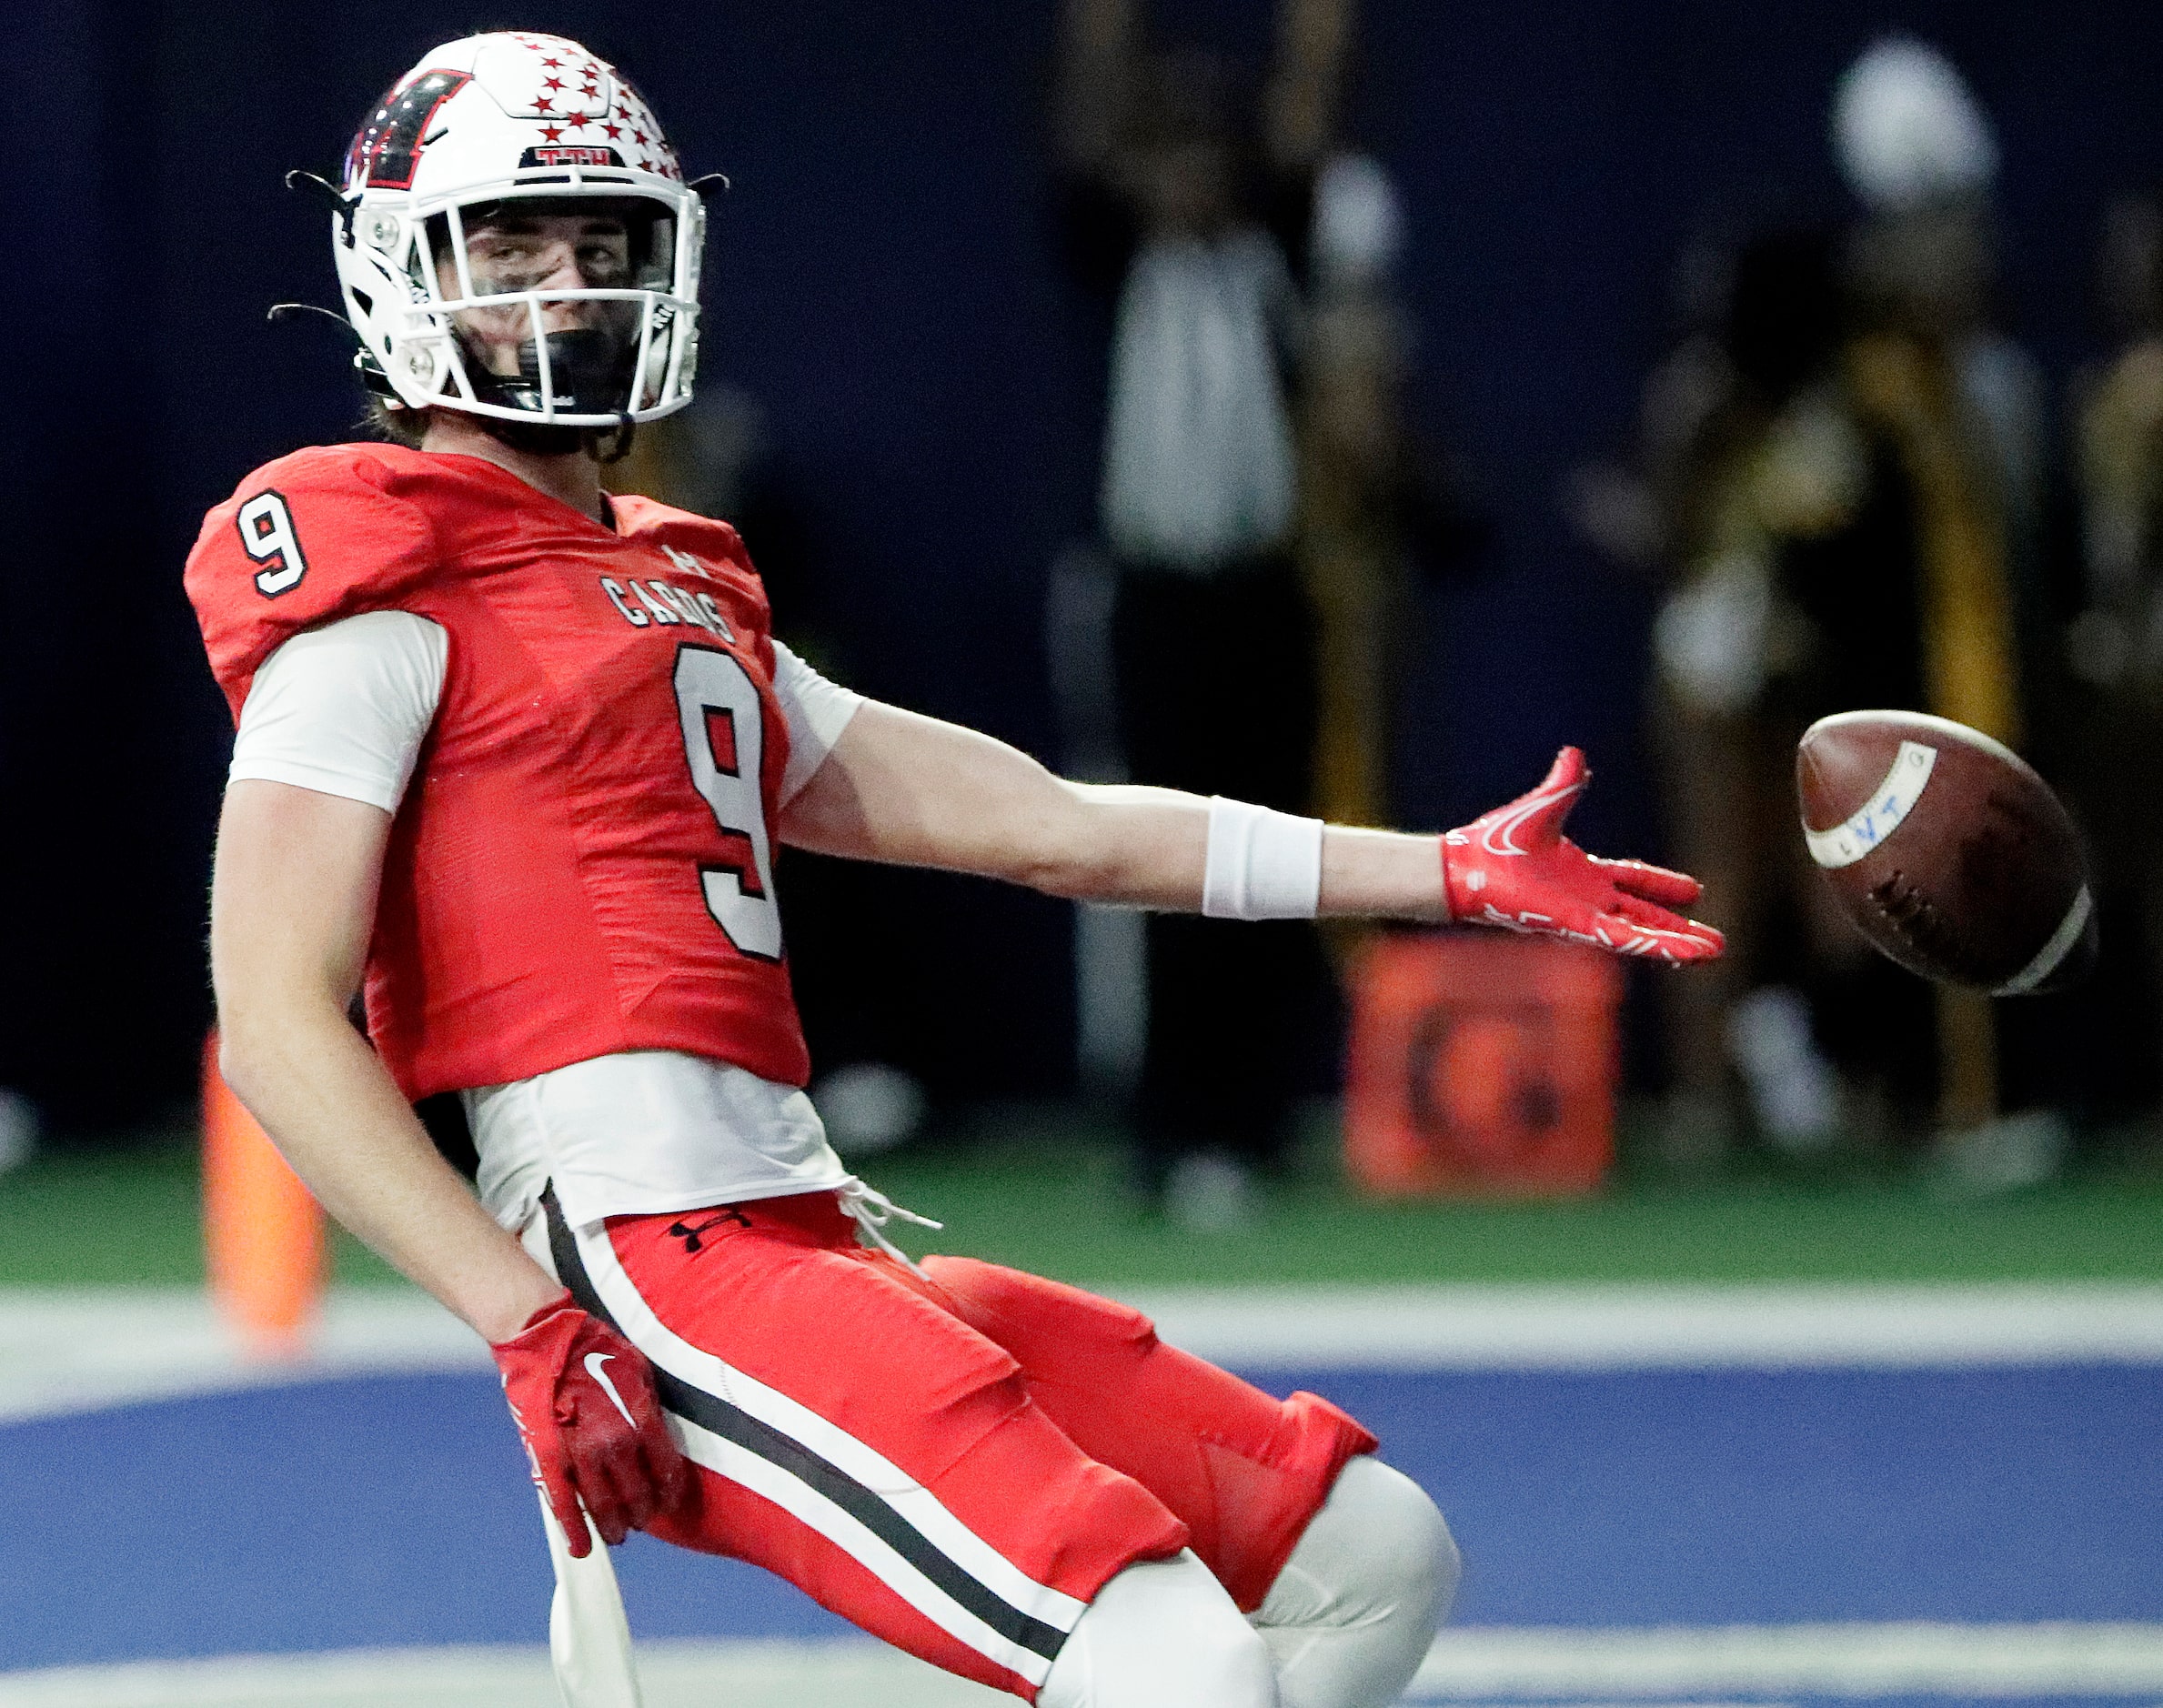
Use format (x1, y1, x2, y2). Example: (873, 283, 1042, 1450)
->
(186, 444, 439, 715)
(613, 495, 764, 598)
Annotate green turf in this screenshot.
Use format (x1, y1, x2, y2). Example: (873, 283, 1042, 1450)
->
(2, 1114, 2158, 1289)
(0, 1133, 399, 1288)
(0, 1141, 207, 1285)
(865, 1118, 2163, 1287)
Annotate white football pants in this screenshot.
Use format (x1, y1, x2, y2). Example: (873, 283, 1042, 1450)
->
(1037, 1456, 1458, 1708)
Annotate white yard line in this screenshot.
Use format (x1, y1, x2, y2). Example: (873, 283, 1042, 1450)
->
(0, 1289, 486, 1425)
(1411, 1623, 2163, 1695)
(2, 1282, 2160, 1425)
(1122, 1283, 2163, 1371)
(0, 1640, 1003, 1708)
(5, 1626, 2163, 1707)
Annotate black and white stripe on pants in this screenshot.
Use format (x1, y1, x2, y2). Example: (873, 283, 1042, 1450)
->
(539, 1189, 1085, 1687)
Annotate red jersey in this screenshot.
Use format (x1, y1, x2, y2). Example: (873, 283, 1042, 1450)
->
(186, 442, 811, 1100)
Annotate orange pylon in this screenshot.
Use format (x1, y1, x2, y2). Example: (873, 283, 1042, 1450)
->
(202, 1031, 326, 1359)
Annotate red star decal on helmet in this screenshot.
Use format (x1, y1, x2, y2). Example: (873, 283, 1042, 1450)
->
(539, 125, 564, 141)
(632, 129, 649, 146)
(533, 96, 554, 112)
(603, 123, 623, 139)
(544, 76, 563, 90)
(541, 55, 562, 67)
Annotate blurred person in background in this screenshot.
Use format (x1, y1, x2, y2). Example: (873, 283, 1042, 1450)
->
(1581, 225, 1861, 1165)
(2066, 193, 2163, 1135)
(1298, 155, 1488, 855)
(1834, 35, 2057, 1182)
(1054, 0, 1353, 1221)
(1585, 37, 2054, 1177)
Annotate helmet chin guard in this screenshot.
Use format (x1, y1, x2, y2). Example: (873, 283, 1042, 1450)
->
(327, 33, 705, 432)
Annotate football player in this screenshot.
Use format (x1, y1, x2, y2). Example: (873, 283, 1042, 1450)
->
(191, 34, 1721, 1708)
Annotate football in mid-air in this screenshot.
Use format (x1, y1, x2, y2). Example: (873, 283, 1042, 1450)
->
(1796, 710, 2097, 994)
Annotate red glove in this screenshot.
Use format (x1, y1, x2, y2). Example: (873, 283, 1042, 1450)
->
(490, 1291, 692, 1557)
(1442, 748, 1724, 963)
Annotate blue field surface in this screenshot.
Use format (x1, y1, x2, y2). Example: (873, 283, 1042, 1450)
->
(1351, 1365, 2163, 1627)
(5, 1362, 2158, 1674)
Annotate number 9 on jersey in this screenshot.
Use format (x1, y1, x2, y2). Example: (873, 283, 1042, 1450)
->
(236, 491, 309, 598)
(674, 646, 785, 961)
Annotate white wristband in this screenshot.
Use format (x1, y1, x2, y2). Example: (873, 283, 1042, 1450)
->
(1202, 798, 1324, 920)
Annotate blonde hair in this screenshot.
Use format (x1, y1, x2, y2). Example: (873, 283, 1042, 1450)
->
(365, 397, 430, 447)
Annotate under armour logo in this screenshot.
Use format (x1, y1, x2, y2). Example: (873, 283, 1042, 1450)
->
(660, 543, 715, 582)
(668, 1209, 750, 1254)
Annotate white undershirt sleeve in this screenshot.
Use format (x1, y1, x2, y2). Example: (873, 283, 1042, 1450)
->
(229, 610, 448, 813)
(771, 638, 865, 804)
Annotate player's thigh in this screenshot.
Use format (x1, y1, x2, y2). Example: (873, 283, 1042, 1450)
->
(922, 1254, 1376, 1612)
(539, 1194, 1187, 1700)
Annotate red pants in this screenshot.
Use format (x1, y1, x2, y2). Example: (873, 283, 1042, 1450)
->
(540, 1190, 1374, 1700)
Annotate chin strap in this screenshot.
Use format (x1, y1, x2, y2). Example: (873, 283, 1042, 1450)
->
(473, 416, 597, 458)
(597, 416, 639, 465)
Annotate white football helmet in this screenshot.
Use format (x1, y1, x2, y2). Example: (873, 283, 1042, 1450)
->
(329, 32, 705, 430)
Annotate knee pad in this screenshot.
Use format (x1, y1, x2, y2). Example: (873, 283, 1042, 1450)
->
(1039, 1550, 1279, 1708)
(1262, 1454, 1459, 1631)
(1253, 1456, 1459, 1708)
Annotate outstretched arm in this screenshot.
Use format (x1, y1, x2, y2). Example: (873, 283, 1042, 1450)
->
(780, 701, 1720, 959)
(1264, 0, 1358, 172)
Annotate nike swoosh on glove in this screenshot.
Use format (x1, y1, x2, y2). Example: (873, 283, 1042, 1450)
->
(491, 1291, 692, 1556)
(1441, 748, 1724, 963)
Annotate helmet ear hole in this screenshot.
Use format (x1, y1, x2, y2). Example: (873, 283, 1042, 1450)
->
(351, 287, 375, 316)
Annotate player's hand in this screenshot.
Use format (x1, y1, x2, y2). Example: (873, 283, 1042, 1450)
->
(1441, 748, 1724, 963)
(490, 1291, 692, 1556)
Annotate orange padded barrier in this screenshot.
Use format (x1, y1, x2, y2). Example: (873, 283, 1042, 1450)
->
(1343, 932, 1620, 1196)
(202, 1031, 326, 1357)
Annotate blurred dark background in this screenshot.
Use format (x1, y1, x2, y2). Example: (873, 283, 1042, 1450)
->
(10, 0, 2163, 1139)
